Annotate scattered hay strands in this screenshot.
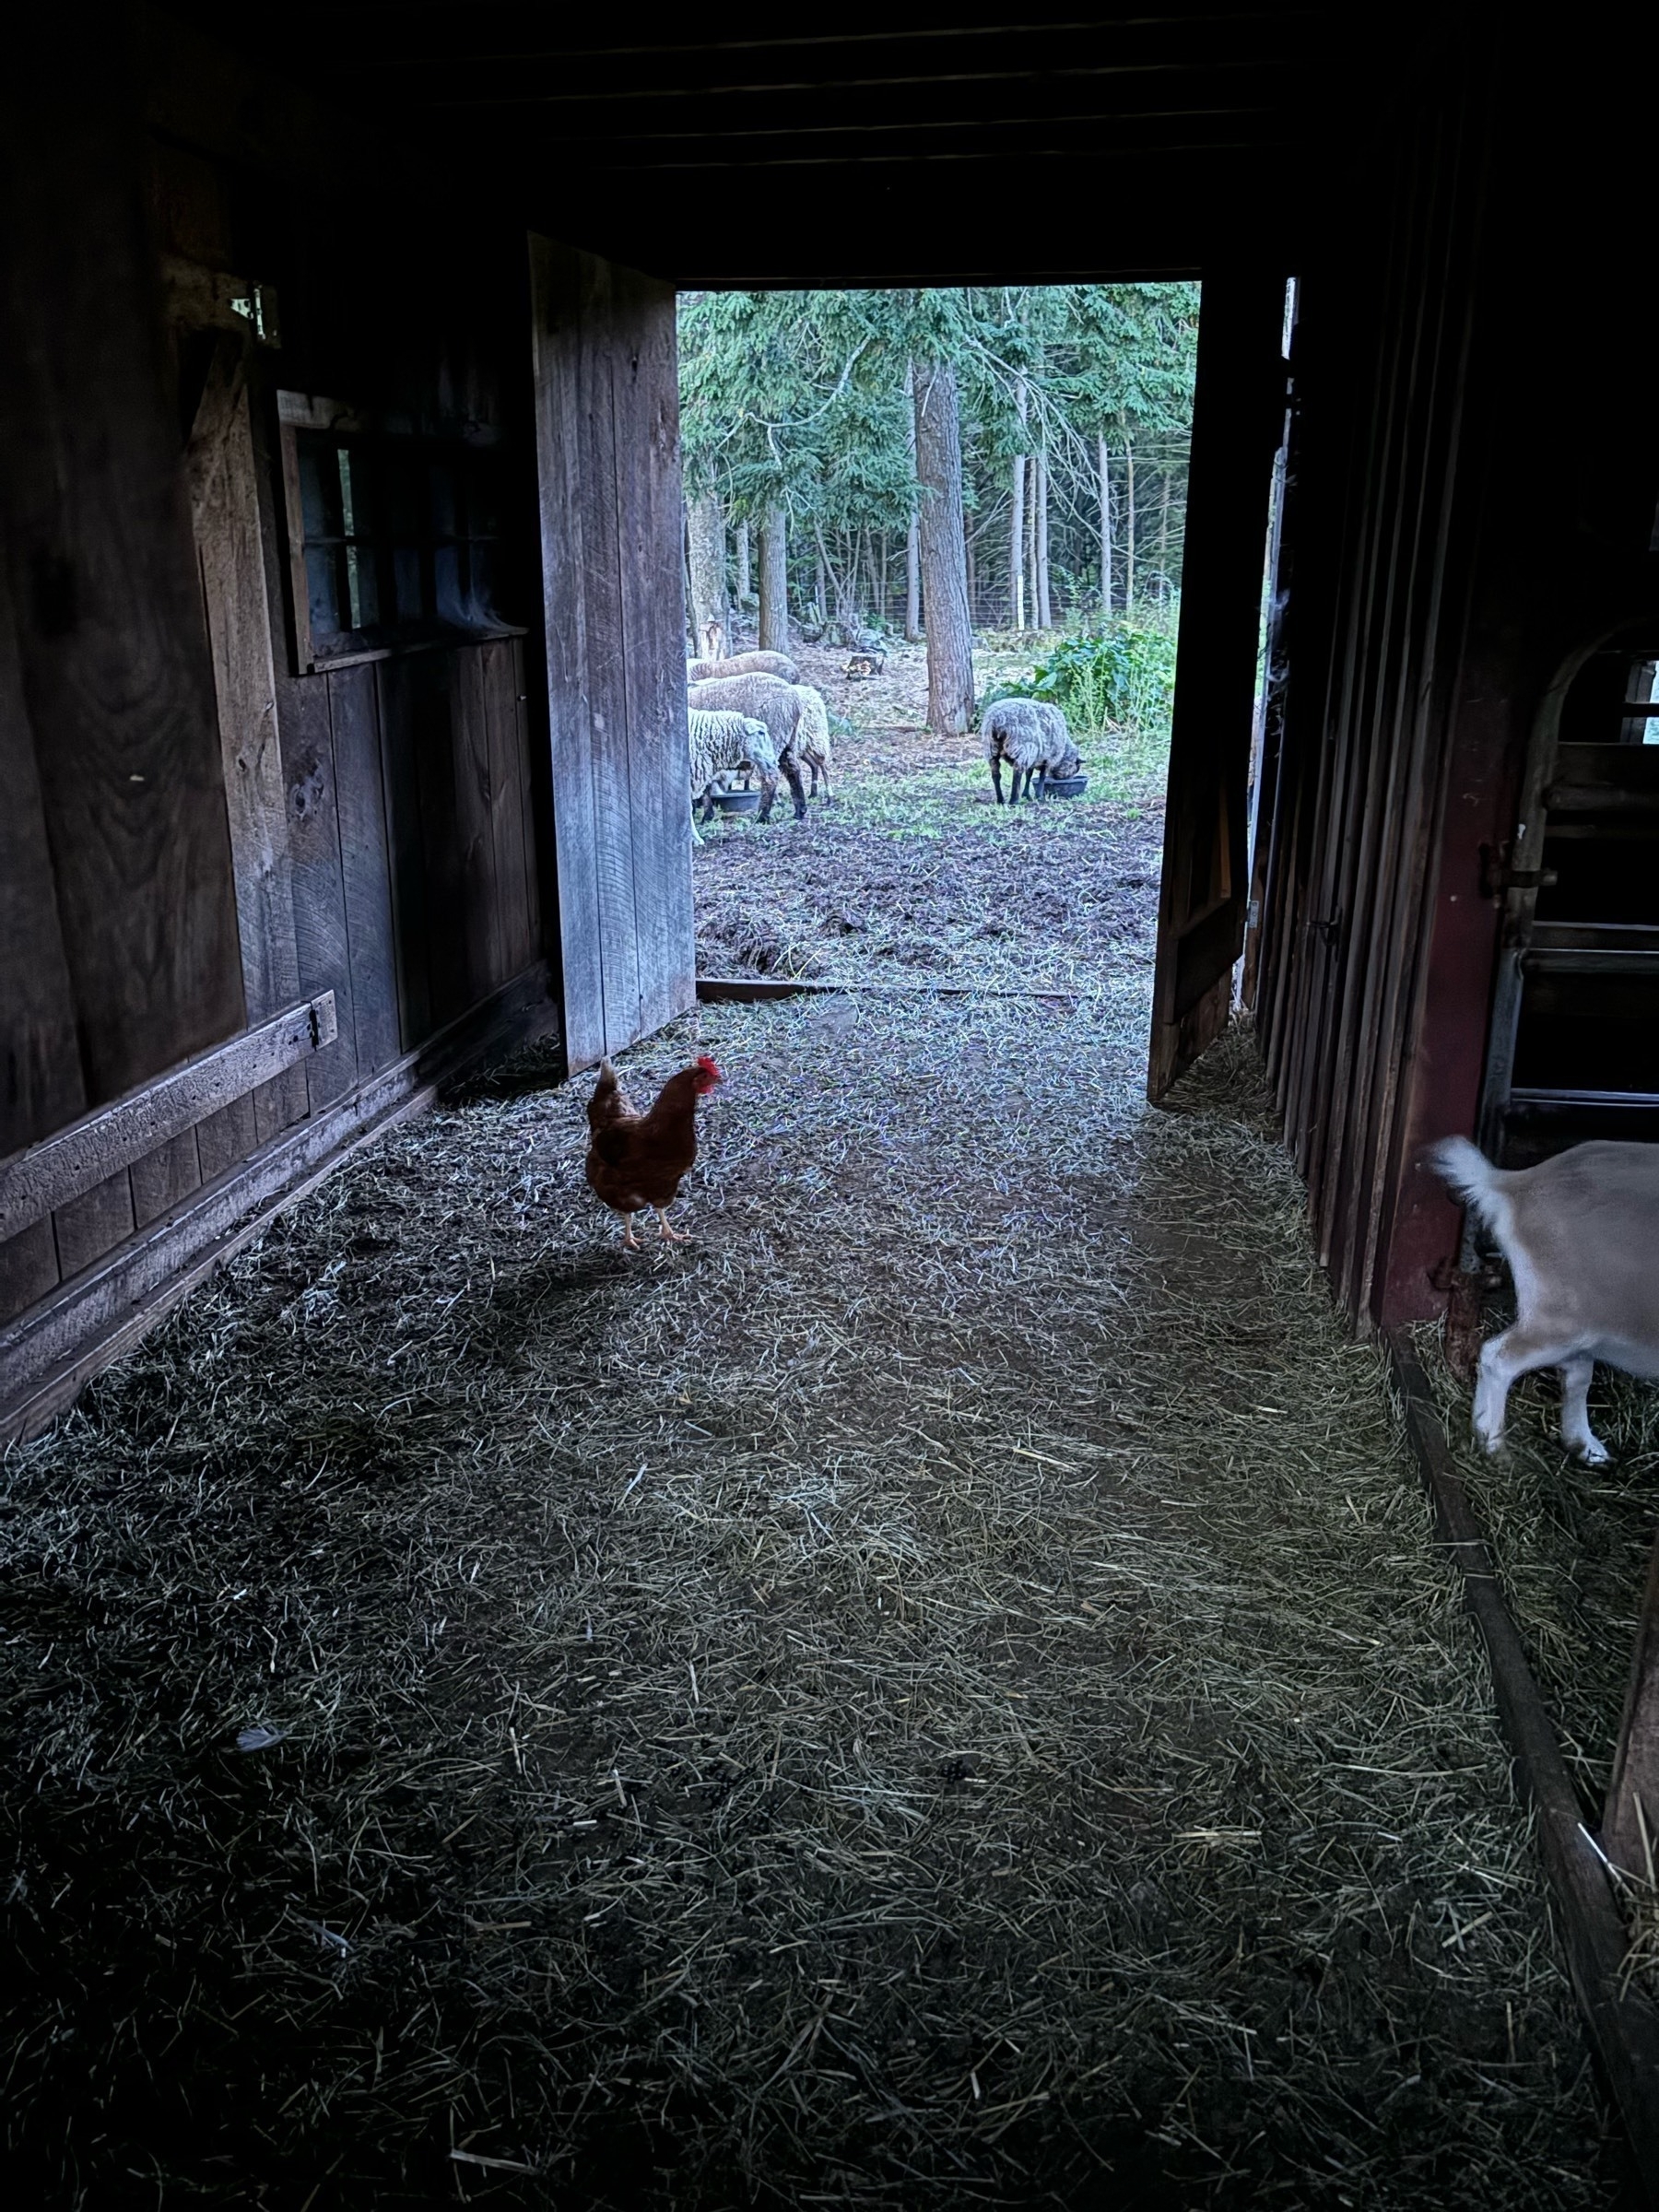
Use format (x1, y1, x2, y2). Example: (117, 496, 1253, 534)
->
(0, 994, 1616, 2206)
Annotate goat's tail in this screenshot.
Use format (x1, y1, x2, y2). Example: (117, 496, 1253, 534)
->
(1429, 1135, 1507, 1236)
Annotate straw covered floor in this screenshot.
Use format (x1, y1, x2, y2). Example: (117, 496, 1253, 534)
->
(0, 720, 1623, 2206)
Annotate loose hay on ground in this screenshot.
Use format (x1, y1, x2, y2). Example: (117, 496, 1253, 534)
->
(0, 990, 1618, 2206)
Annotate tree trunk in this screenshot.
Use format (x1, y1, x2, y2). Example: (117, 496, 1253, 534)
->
(1008, 450, 1026, 629)
(1098, 432, 1112, 615)
(1025, 458, 1039, 635)
(903, 359, 922, 641)
(687, 491, 727, 658)
(1036, 450, 1053, 629)
(1123, 430, 1136, 612)
(735, 518, 750, 606)
(878, 531, 888, 628)
(759, 505, 790, 652)
(912, 359, 975, 735)
(818, 521, 859, 643)
(814, 540, 827, 629)
(1156, 465, 1172, 600)
(1010, 373, 1028, 630)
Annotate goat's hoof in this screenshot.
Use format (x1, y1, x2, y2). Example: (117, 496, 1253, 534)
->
(1574, 1438, 1612, 1466)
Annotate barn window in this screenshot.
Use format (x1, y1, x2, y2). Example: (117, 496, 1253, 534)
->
(1556, 643, 1659, 746)
(276, 393, 522, 671)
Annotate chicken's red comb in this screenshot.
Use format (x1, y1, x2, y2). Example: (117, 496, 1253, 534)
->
(694, 1053, 723, 1088)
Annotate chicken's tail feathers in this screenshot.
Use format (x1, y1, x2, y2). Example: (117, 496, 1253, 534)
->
(588, 1059, 621, 1120)
(1429, 1135, 1508, 1237)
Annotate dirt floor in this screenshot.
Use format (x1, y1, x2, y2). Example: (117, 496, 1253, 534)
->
(0, 685, 1630, 2207)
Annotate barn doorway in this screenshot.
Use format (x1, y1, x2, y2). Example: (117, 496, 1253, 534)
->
(677, 284, 1194, 1024)
(677, 276, 1291, 1112)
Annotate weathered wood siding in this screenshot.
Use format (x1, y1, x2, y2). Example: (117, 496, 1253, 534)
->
(530, 240, 696, 1070)
(1147, 273, 1288, 1100)
(1248, 41, 1659, 1330)
(0, 41, 557, 1381)
(0, 49, 247, 1324)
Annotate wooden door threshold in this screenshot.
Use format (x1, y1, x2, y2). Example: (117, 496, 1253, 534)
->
(695, 975, 1088, 1005)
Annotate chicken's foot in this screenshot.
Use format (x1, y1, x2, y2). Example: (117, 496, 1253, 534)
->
(655, 1209, 692, 1243)
(619, 1214, 644, 1252)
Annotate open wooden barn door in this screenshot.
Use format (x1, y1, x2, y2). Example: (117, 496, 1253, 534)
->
(529, 241, 695, 1072)
(1147, 274, 1290, 1101)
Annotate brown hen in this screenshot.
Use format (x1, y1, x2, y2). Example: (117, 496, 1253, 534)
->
(584, 1053, 722, 1250)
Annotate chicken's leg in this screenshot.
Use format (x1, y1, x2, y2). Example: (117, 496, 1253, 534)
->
(619, 1213, 644, 1252)
(655, 1208, 691, 1243)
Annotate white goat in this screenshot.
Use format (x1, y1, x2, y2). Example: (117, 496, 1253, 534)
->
(1431, 1136, 1659, 1463)
(687, 649, 800, 685)
(688, 674, 808, 818)
(787, 683, 833, 801)
(688, 709, 780, 843)
(982, 699, 1080, 804)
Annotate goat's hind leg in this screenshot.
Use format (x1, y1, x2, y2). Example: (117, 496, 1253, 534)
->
(1473, 1324, 1581, 1453)
(1559, 1352, 1610, 1465)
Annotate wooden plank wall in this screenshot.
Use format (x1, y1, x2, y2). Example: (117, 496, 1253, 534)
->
(1250, 34, 1659, 1334)
(530, 239, 696, 1070)
(0, 53, 553, 1350)
(1147, 272, 1288, 1100)
(0, 43, 247, 1326)
(1249, 84, 1488, 1331)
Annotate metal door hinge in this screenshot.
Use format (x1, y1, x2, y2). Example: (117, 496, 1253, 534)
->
(1480, 841, 1557, 899)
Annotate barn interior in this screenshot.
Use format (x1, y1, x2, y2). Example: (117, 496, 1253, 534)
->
(5, 4, 1659, 2204)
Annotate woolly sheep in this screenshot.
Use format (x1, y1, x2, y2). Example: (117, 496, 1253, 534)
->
(688, 709, 781, 844)
(787, 683, 834, 802)
(686, 649, 801, 685)
(982, 698, 1080, 805)
(687, 674, 809, 818)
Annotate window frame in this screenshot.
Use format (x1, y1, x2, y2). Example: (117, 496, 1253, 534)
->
(275, 391, 526, 674)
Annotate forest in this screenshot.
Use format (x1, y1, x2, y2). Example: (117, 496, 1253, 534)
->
(677, 284, 1200, 733)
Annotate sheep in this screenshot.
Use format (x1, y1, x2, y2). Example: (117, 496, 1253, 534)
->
(1430, 1136, 1659, 1463)
(688, 674, 809, 818)
(787, 683, 833, 801)
(982, 698, 1080, 804)
(686, 649, 801, 685)
(688, 709, 780, 842)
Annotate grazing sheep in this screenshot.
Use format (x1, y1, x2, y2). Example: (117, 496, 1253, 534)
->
(982, 698, 1080, 804)
(787, 683, 834, 801)
(1430, 1135, 1659, 1463)
(686, 649, 801, 685)
(688, 709, 780, 843)
(688, 674, 809, 818)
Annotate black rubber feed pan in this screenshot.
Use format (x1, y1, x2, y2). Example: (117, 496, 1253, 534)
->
(711, 788, 763, 816)
(1043, 772, 1088, 798)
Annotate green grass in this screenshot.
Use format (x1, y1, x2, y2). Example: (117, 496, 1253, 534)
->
(824, 721, 1171, 841)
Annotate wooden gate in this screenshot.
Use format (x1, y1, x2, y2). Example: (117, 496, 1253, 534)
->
(1147, 273, 1289, 1101)
(529, 241, 696, 1072)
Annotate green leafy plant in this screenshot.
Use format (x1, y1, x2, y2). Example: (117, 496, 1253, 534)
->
(978, 620, 1178, 735)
